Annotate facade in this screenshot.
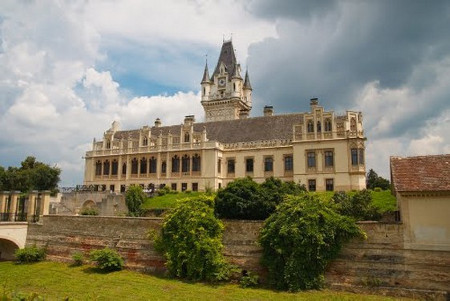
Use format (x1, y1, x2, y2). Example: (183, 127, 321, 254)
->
(83, 40, 366, 192)
(391, 154, 450, 251)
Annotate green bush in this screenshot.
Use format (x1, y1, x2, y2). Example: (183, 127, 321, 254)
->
(71, 251, 84, 266)
(15, 245, 46, 263)
(89, 248, 124, 272)
(239, 271, 259, 288)
(79, 208, 99, 216)
(155, 196, 229, 282)
(125, 185, 146, 216)
(332, 190, 381, 220)
(157, 186, 171, 196)
(259, 195, 364, 291)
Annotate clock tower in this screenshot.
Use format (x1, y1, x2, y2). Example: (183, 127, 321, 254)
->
(201, 39, 252, 122)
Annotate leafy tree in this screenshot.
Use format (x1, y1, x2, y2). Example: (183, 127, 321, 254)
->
(155, 196, 229, 281)
(332, 190, 381, 221)
(366, 169, 390, 190)
(125, 185, 146, 216)
(214, 177, 265, 220)
(259, 195, 364, 291)
(0, 156, 60, 192)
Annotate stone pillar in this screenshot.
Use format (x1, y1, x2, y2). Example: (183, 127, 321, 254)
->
(0, 191, 8, 214)
(27, 190, 38, 222)
(9, 191, 20, 221)
(40, 191, 51, 216)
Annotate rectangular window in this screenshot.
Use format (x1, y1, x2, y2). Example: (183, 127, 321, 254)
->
(227, 159, 235, 174)
(284, 155, 293, 171)
(264, 157, 273, 172)
(192, 183, 198, 192)
(217, 159, 222, 174)
(181, 183, 187, 191)
(109, 185, 115, 192)
(326, 179, 334, 191)
(246, 158, 254, 173)
(308, 179, 316, 192)
(307, 152, 316, 168)
(324, 151, 334, 167)
(120, 185, 126, 193)
(358, 148, 365, 165)
(351, 148, 358, 165)
(171, 183, 177, 191)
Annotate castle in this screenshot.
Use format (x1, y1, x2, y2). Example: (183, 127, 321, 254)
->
(83, 40, 366, 192)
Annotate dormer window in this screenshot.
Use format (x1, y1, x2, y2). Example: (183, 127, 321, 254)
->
(106, 139, 111, 149)
(184, 132, 190, 143)
(350, 117, 357, 132)
(143, 137, 148, 146)
(317, 121, 321, 133)
(325, 118, 332, 132)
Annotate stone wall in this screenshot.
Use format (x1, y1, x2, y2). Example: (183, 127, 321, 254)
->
(52, 192, 127, 216)
(26, 216, 449, 299)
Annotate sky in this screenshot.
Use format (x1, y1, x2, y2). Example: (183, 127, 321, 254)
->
(0, 0, 449, 186)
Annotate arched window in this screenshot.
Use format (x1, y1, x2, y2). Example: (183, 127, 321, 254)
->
(317, 121, 321, 132)
(95, 161, 102, 176)
(140, 157, 147, 174)
(182, 155, 190, 173)
(192, 154, 201, 172)
(325, 118, 332, 132)
(122, 163, 127, 175)
(103, 160, 110, 175)
(131, 158, 138, 174)
(111, 159, 118, 175)
(350, 117, 357, 132)
(149, 157, 157, 173)
(184, 132, 190, 143)
(307, 120, 314, 133)
(172, 155, 180, 172)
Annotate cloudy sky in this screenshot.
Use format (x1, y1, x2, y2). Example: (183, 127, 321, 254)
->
(1, 0, 449, 186)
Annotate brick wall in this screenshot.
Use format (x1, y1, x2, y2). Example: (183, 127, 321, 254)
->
(26, 216, 449, 299)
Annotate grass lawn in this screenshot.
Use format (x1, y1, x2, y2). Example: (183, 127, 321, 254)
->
(142, 190, 397, 214)
(141, 192, 210, 209)
(0, 261, 410, 301)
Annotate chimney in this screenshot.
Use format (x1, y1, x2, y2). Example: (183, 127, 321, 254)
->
(184, 115, 195, 125)
(310, 97, 319, 106)
(154, 118, 161, 127)
(239, 109, 249, 119)
(264, 105, 274, 117)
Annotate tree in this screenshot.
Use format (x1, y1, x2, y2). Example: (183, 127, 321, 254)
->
(125, 185, 146, 216)
(332, 190, 381, 221)
(0, 157, 60, 192)
(366, 169, 390, 190)
(259, 195, 364, 291)
(155, 196, 229, 281)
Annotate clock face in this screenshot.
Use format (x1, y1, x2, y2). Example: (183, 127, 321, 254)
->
(218, 78, 226, 87)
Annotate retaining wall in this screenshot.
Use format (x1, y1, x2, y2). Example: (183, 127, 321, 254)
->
(26, 216, 449, 300)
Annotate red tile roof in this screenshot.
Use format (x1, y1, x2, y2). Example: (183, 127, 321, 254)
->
(390, 154, 450, 192)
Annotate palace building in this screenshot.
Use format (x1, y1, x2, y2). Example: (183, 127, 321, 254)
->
(83, 40, 366, 192)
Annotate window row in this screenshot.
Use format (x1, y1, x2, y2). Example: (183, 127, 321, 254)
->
(225, 155, 293, 174)
(307, 118, 333, 133)
(307, 150, 334, 168)
(351, 148, 365, 165)
(95, 154, 201, 176)
(308, 178, 334, 192)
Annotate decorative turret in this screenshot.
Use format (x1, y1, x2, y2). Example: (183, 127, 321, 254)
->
(201, 61, 212, 101)
(243, 69, 252, 106)
(201, 39, 252, 122)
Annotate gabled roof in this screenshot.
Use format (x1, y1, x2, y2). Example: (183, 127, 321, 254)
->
(113, 113, 304, 144)
(390, 154, 450, 192)
(212, 40, 237, 79)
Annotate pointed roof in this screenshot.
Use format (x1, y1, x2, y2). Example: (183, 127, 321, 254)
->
(201, 61, 211, 83)
(243, 69, 252, 90)
(212, 40, 237, 79)
(232, 63, 242, 79)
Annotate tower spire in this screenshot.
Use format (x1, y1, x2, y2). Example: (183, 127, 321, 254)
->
(201, 59, 211, 83)
(243, 69, 252, 90)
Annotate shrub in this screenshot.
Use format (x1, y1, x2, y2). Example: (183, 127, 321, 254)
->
(157, 186, 171, 196)
(125, 185, 146, 216)
(89, 248, 124, 272)
(71, 251, 84, 266)
(155, 196, 229, 282)
(332, 190, 381, 221)
(80, 208, 99, 216)
(214, 177, 266, 220)
(259, 195, 364, 291)
(15, 245, 46, 263)
(239, 270, 259, 288)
